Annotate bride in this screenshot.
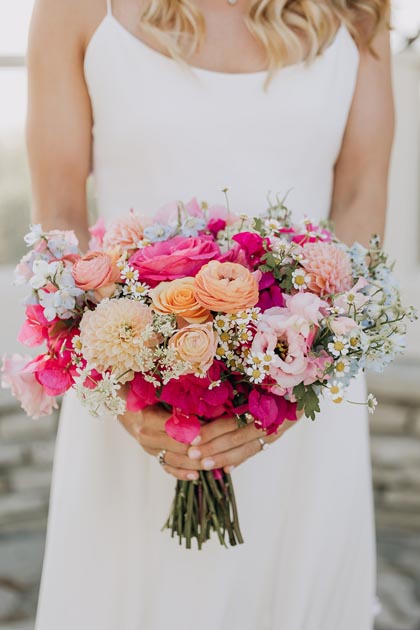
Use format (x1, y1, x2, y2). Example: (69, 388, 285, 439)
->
(28, 0, 393, 628)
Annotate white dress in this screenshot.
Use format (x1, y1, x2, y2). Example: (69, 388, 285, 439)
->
(35, 3, 376, 629)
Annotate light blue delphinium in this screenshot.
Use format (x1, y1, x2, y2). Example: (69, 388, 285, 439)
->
(143, 224, 175, 242)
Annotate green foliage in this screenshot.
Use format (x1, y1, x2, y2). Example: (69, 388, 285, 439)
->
(293, 383, 321, 421)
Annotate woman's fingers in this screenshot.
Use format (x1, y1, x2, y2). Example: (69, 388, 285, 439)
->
(197, 416, 240, 446)
(199, 438, 267, 472)
(142, 446, 200, 481)
(187, 422, 262, 461)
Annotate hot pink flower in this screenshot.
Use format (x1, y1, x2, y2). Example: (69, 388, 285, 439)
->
(257, 272, 285, 312)
(129, 235, 220, 287)
(126, 373, 159, 411)
(232, 232, 268, 268)
(160, 363, 233, 418)
(249, 389, 297, 435)
(1, 354, 58, 418)
(24, 354, 75, 396)
(165, 409, 201, 444)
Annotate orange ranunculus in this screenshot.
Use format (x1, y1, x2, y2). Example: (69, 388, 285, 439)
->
(168, 323, 217, 375)
(193, 260, 260, 314)
(149, 278, 210, 324)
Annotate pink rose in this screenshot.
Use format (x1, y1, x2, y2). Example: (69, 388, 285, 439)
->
(72, 251, 120, 299)
(1, 354, 58, 418)
(129, 235, 220, 287)
(168, 323, 217, 375)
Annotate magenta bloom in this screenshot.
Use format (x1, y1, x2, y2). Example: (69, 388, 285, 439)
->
(29, 354, 75, 396)
(165, 409, 201, 444)
(257, 272, 285, 312)
(160, 363, 233, 418)
(207, 217, 226, 237)
(249, 389, 297, 435)
(232, 232, 267, 268)
(129, 235, 220, 286)
(126, 373, 159, 411)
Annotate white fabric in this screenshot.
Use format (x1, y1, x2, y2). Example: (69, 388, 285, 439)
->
(35, 15, 376, 630)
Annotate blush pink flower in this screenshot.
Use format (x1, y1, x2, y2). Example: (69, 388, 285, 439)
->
(17, 305, 54, 347)
(1, 354, 58, 418)
(330, 316, 358, 336)
(88, 217, 106, 250)
(72, 251, 120, 300)
(301, 242, 353, 296)
(103, 210, 144, 251)
(129, 235, 220, 287)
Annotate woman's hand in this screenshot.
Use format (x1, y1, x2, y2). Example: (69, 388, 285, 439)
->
(119, 405, 303, 481)
(186, 411, 303, 474)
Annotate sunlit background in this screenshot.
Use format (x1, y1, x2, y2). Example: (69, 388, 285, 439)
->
(0, 2, 420, 629)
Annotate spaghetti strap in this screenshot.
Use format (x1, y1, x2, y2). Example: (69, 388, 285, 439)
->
(106, 0, 112, 15)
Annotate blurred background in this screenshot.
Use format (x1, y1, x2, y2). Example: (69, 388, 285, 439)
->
(0, 1, 419, 629)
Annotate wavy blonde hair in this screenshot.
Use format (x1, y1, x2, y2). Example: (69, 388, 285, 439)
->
(139, 0, 390, 73)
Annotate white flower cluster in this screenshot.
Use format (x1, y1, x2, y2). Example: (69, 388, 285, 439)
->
(120, 263, 150, 302)
(73, 368, 126, 418)
(214, 309, 261, 373)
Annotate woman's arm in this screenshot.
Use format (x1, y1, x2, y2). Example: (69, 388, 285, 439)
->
(330, 24, 394, 246)
(26, 0, 94, 250)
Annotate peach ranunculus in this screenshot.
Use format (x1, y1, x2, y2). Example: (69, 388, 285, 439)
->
(72, 251, 120, 300)
(149, 278, 210, 324)
(301, 241, 353, 297)
(168, 322, 217, 375)
(103, 210, 144, 251)
(193, 260, 260, 314)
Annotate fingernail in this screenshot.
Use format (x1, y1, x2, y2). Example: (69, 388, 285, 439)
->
(225, 466, 235, 474)
(188, 448, 202, 460)
(203, 458, 215, 470)
(190, 435, 201, 446)
(187, 472, 198, 481)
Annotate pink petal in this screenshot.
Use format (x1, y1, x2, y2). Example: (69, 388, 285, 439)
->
(165, 410, 201, 444)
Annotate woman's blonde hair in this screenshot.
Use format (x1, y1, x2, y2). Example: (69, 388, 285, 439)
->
(139, 0, 390, 73)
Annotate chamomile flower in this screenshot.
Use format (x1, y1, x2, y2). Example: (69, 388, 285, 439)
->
(292, 268, 311, 291)
(366, 393, 378, 414)
(120, 264, 139, 284)
(328, 335, 350, 357)
(326, 380, 345, 404)
(333, 357, 350, 378)
(245, 365, 265, 384)
(72, 336, 83, 355)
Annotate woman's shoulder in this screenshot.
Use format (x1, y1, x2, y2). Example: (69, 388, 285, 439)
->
(29, 0, 107, 57)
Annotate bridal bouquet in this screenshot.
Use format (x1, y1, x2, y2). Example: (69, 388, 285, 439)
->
(2, 195, 416, 549)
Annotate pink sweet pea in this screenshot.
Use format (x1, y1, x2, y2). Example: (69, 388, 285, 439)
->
(165, 409, 201, 444)
(17, 305, 55, 347)
(129, 235, 220, 287)
(88, 217, 106, 250)
(1, 354, 58, 419)
(126, 373, 159, 411)
(24, 354, 74, 396)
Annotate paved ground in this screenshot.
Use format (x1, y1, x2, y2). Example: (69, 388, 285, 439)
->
(0, 521, 419, 629)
